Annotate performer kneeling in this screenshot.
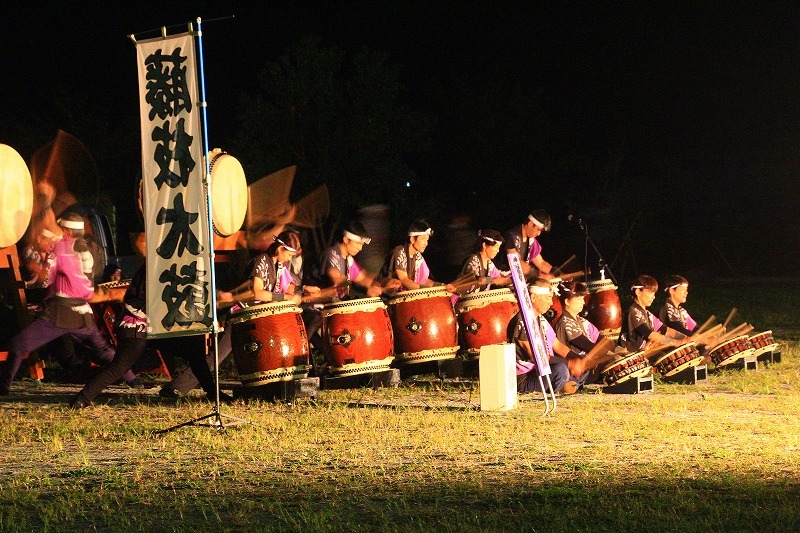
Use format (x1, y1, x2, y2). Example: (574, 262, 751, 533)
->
(619, 274, 684, 353)
(509, 278, 614, 395)
(70, 265, 228, 409)
(554, 280, 606, 387)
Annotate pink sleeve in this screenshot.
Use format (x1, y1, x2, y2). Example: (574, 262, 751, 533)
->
(586, 321, 600, 343)
(278, 265, 294, 293)
(348, 260, 363, 281)
(50, 239, 94, 300)
(652, 313, 664, 332)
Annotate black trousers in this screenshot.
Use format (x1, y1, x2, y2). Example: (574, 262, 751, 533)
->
(74, 334, 216, 404)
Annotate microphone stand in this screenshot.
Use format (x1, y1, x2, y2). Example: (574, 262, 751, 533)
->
(576, 218, 618, 286)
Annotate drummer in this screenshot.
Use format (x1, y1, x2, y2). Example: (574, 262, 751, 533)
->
(509, 278, 615, 395)
(554, 280, 606, 386)
(503, 210, 555, 281)
(619, 274, 684, 353)
(458, 229, 511, 294)
(70, 265, 229, 408)
(319, 221, 400, 299)
(20, 228, 60, 289)
(380, 220, 454, 292)
(1, 214, 141, 395)
(159, 230, 318, 398)
(658, 275, 698, 337)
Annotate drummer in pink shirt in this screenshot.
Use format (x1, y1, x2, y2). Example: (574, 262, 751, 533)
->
(1, 214, 140, 395)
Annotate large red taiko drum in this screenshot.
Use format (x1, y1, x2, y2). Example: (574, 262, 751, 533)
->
(586, 278, 622, 341)
(387, 287, 459, 366)
(455, 288, 519, 360)
(229, 301, 311, 386)
(321, 297, 394, 376)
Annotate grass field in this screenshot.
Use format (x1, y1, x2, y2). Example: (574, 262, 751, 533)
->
(1, 280, 799, 532)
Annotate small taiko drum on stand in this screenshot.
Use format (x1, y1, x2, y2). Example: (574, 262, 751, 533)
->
(455, 288, 519, 360)
(600, 351, 651, 387)
(229, 302, 312, 386)
(586, 278, 622, 342)
(706, 335, 752, 367)
(652, 341, 704, 377)
(207, 148, 248, 238)
(321, 298, 394, 376)
(387, 287, 459, 366)
(748, 330, 778, 358)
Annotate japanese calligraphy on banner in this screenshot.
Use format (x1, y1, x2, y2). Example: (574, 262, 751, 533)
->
(135, 33, 212, 337)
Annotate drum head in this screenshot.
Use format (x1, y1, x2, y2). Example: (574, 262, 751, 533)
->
(209, 149, 247, 237)
(0, 144, 34, 248)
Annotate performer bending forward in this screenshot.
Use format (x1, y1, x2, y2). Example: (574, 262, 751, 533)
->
(1, 214, 140, 395)
(70, 266, 227, 409)
(504, 209, 555, 281)
(458, 229, 511, 294)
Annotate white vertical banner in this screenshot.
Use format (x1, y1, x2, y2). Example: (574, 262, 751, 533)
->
(136, 32, 212, 337)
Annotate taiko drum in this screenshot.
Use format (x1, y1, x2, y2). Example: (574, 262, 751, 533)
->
(321, 297, 394, 376)
(455, 288, 519, 359)
(387, 287, 459, 365)
(585, 278, 622, 341)
(229, 302, 311, 386)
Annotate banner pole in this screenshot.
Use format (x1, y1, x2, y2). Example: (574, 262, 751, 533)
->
(194, 16, 222, 414)
(156, 17, 255, 434)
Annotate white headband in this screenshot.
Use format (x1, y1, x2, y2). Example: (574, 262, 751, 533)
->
(408, 228, 432, 237)
(528, 214, 544, 229)
(273, 235, 298, 253)
(665, 282, 688, 292)
(344, 230, 371, 244)
(41, 228, 57, 239)
(529, 285, 552, 295)
(58, 219, 84, 230)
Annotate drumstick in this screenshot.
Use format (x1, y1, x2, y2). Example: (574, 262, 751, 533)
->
(691, 324, 724, 344)
(715, 322, 753, 344)
(722, 308, 737, 331)
(217, 290, 255, 309)
(553, 255, 577, 276)
(583, 336, 616, 361)
(558, 270, 586, 282)
(449, 273, 478, 286)
(300, 282, 351, 304)
(693, 315, 716, 336)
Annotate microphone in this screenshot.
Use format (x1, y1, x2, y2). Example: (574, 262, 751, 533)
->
(567, 214, 585, 228)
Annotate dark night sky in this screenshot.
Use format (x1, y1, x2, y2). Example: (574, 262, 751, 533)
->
(4, 2, 800, 275)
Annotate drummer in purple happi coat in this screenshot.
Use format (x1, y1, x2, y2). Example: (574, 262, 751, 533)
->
(619, 274, 684, 353)
(658, 275, 698, 337)
(319, 220, 400, 300)
(457, 229, 511, 294)
(250, 231, 305, 305)
(503, 209, 555, 281)
(380, 220, 454, 292)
